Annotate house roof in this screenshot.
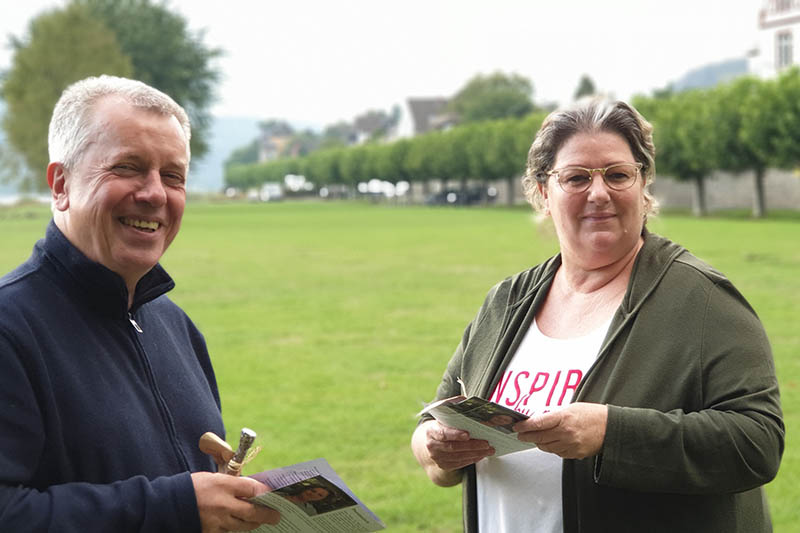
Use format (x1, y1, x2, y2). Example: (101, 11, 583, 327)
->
(407, 97, 449, 134)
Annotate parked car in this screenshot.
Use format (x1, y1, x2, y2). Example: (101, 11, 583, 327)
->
(259, 182, 283, 202)
(425, 186, 497, 206)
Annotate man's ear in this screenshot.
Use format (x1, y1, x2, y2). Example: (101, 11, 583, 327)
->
(47, 162, 69, 212)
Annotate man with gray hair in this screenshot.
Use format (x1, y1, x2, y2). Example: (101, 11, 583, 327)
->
(0, 75, 279, 532)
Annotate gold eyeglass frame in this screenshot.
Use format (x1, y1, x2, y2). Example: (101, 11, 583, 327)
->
(547, 161, 643, 193)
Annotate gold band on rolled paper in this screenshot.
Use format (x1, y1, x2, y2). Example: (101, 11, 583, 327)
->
(223, 446, 261, 476)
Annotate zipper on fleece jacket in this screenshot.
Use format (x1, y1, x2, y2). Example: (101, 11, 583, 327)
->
(126, 311, 191, 471)
(128, 313, 143, 333)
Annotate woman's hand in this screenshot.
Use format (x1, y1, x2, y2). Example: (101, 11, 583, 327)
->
(513, 402, 608, 459)
(411, 420, 495, 486)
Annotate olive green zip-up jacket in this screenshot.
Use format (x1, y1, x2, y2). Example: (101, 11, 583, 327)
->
(426, 231, 784, 532)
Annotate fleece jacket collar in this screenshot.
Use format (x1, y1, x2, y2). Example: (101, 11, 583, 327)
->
(38, 220, 175, 319)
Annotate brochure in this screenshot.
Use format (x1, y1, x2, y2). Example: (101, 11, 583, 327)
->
(417, 395, 536, 457)
(248, 458, 385, 533)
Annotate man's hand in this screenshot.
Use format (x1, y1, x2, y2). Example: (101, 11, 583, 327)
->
(411, 420, 495, 486)
(191, 472, 280, 532)
(513, 402, 608, 459)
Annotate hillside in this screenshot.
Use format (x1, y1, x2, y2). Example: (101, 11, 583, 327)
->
(189, 116, 260, 193)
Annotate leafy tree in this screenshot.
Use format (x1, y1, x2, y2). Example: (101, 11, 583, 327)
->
(573, 75, 596, 100)
(339, 145, 371, 185)
(486, 114, 545, 205)
(404, 135, 434, 194)
(640, 90, 718, 216)
(375, 139, 411, 185)
(259, 119, 294, 137)
(303, 148, 344, 186)
(224, 163, 259, 190)
(77, 0, 221, 160)
(1, 4, 133, 191)
(713, 76, 777, 218)
(0, 141, 30, 190)
(464, 123, 495, 196)
(448, 71, 534, 122)
(320, 121, 358, 149)
(224, 139, 260, 170)
(445, 125, 478, 192)
(425, 131, 458, 185)
(764, 68, 800, 180)
(285, 129, 322, 157)
(692, 70, 800, 218)
(651, 85, 675, 100)
(363, 144, 388, 183)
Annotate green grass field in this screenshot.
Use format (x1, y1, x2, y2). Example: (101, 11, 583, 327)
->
(1, 201, 798, 531)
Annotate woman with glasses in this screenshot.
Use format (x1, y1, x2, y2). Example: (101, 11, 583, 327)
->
(412, 98, 783, 532)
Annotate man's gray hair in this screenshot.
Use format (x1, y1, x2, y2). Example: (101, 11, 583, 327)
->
(522, 98, 658, 218)
(48, 75, 191, 170)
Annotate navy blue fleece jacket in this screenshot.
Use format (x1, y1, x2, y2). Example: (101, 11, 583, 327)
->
(0, 221, 225, 531)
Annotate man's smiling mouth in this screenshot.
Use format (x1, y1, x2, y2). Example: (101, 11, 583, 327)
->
(120, 217, 160, 232)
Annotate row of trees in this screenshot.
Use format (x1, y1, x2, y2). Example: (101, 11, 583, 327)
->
(636, 67, 800, 216)
(226, 112, 546, 205)
(1, 0, 220, 191)
(228, 68, 800, 216)
(225, 70, 568, 202)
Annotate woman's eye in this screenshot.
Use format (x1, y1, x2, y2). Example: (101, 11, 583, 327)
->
(565, 173, 590, 184)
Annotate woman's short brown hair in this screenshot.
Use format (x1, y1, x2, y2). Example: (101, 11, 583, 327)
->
(521, 98, 658, 218)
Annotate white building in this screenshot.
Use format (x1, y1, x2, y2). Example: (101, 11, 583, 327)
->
(750, 0, 800, 77)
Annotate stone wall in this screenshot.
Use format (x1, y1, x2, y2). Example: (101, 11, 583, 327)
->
(652, 169, 800, 212)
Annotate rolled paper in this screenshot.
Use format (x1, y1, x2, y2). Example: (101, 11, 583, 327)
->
(199, 432, 235, 469)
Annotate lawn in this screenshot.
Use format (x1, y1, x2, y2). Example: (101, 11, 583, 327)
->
(1, 201, 797, 531)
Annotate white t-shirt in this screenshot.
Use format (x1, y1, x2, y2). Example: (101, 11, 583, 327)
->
(476, 318, 610, 533)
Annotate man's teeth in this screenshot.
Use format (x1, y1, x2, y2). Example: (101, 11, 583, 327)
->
(121, 217, 159, 231)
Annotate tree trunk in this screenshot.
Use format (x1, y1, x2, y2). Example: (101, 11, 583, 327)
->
(692, 176, 708, 217)
(506, 176, 516, 206)
(752, 167, 766, 218)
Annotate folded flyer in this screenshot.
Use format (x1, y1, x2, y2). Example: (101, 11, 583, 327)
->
(417, 395, 536, 456)
(248, 458, 385, 533)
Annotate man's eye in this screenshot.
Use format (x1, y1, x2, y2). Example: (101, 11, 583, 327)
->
(163, 173, 185, 184)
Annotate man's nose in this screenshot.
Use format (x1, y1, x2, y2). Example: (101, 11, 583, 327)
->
(134, 169, 167, 206)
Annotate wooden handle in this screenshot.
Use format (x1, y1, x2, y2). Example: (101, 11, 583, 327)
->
(199, 432, 235, 468)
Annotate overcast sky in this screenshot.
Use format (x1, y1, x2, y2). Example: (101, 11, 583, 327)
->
(1, 0, 761, 129)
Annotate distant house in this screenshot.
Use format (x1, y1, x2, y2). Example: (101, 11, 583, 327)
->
(258, 136, 291, 162)
(352, 107, 402, 144)
(390, 97, 459, 139)
(750, 0, 800, 77)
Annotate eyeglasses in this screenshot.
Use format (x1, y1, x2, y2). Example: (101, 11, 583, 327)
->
(547, 162, 643, 193)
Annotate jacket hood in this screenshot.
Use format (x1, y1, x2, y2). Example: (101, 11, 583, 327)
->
(505, 228, 686, 316)
(621, 229, 686, 315)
